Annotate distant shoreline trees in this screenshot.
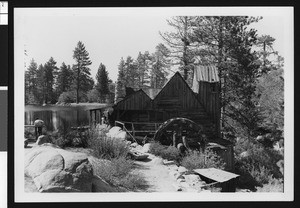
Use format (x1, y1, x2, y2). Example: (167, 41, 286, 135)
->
(25, 41, 113, 105)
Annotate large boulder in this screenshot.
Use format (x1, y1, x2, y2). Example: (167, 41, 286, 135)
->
(106, 126, 127, 140)
(25, 144, 93, 192)
(142, 143, 151, 153)
(36, 135, 51, 145)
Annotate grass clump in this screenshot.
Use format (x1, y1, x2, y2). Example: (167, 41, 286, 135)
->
(87, 127, 146, 191)
(149, 142, 181, 161)
(181, 149, 226, 171)
(92, 156, 146, 191)
(88, 127, 129, 159)
(234, 137, 284, 191)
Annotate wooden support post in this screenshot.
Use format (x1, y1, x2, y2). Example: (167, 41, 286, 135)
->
(132, 123, 135, 138)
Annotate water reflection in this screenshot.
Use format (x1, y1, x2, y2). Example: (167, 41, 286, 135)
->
(24, 106, 91, 131)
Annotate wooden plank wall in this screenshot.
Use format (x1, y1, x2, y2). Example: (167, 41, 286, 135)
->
(197, 81, 221, 134)
(116, 90, 152, 110)
(153, 73, 202, 110)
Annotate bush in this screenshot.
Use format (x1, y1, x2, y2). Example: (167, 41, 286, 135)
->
(181, 149, 226, 171)
(52, 129, 88, 148)
(256, 177, 284, 192)
(58, 91, 76, 104)
(87, 89, 100, 103)
(88, 127, 130, 159)
(57, 91, 88, 104)
(234, 137, 284, 190)
(91, 156, 146, 191)
(149, 142, 181, 161)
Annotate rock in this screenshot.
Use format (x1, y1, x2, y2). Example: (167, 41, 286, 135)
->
(106, 126, 127, 140)
(115, 131, 127, 140)
(184, 174, 201, 185)
(25, 144, 94, 192)
(240, 151, 249, 158)
(169, 170, 183, 180)
(200, 189, 212, 193)
(178, 166, 188, 174)
(163, 160, 175, 165)
(24, 139, 28, 148)
(177, 178, 185, 183)
(179, 181, 190, 188)
(142, 143, 151, 153)
(172, 183, 182, 191)
(36, 135, 51, 145)
(130, 142, 138, 148)
(152, 157, 163, 165)
(276, 159, 284, 175)
(167, 164, 179, 171)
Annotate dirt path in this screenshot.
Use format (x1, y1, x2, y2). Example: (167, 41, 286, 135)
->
(132, 153, 177, 192)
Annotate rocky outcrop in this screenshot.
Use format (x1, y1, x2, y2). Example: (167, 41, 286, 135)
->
(25, 143, 119, 192)
(36, 135, 51, 145)
(106, 126, 127, 140)
(25, 144, 93, 192)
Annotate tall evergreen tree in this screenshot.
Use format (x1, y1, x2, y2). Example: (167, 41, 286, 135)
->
(124, 56, 139, 88)
(72, 41, 93, 103)
(136, 51, 152, 88)
(189, 16, 261, 138)
(115, 58, 126, 103)
(160, 16, 196, 81)
(35, 64, 46, 104)
(43, 57, 58, 104)
(150, 44, 170, 88)
(96, 63, 110, 102)
(56, 62, 73, 96)
(24, 59, 38, 104)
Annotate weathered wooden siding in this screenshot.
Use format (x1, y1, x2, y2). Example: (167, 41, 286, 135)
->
(153, 72, 202, 110)
(197, 81, 221, 135)
(115, 90, 152, 110)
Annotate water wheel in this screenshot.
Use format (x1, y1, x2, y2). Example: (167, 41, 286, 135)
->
(153, 117, 207, 149)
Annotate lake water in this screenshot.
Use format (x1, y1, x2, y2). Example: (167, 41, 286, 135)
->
(24, 104, 105, 131)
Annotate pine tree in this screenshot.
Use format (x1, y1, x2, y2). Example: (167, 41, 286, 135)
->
(115, 58, 126, 103)
(72, 41, 93, 103)
(136, 51, 152, 88)
(56, 62, 73, 97)
(35, 64, 46, 104)
(24, 59, 38, 104)
(150, 44, 170, 88)
(43, 57, 58, 104)
(124, 56, 139, 88)
(160, 16, 195, 81)
(190, 16, 261, 138)
(96, 63, 110, 103)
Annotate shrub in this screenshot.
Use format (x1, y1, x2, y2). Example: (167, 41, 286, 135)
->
(256, 177, 284, 192)
(149, 141, 167, 156)
(88, 127, 130, 159)
(58, 91, 76, 104)
(24, 127, 35, 140)
(149, 142, 181, 161)
(57, 90, 88, 104)
(52, 129, 88, 148)
(91, 156, 146, 191)
(181, 149, 226, 171)
(234, 138, 284, 190)
(87, 89, 100, 103)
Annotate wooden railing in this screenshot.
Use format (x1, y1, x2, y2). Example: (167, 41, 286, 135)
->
(115, 120, 162, 142)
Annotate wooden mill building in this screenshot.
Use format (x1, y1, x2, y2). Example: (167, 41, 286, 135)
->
(113, 68, 221, 141)
(91, 66, 234, 170)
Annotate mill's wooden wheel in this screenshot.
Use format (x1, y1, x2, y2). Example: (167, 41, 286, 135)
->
(153, 117, 207, 149)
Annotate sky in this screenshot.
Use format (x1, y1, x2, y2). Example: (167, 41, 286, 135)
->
(15, 7, 293, 82)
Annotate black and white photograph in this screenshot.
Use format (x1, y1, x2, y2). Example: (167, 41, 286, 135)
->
(14, 7, 293, 202)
